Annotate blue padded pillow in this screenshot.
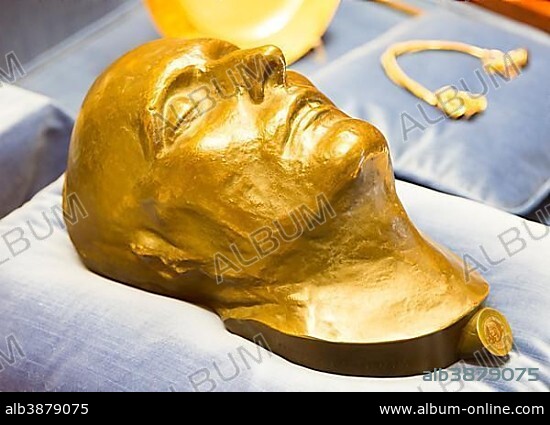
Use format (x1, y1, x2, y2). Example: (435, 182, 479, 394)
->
(0, 177, 547, 391)
(0, 85, 73, 218)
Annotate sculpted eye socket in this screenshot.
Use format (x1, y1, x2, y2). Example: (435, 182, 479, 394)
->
(146, 94, 202, 158)
(163, 95, 200, 135)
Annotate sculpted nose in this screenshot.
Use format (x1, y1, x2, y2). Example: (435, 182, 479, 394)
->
(259, 45, 286, 87)
(213, 45, 286, 102)
(239, 45, 286, 92)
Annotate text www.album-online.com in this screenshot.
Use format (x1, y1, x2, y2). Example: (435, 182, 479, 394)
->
(380, 404, 544, 415)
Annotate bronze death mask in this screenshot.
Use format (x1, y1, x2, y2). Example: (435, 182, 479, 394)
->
(64, 39, 512, 376)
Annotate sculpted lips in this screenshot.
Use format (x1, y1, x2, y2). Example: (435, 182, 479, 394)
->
(296, 104, 333, 132)
(282, 92, 339, 159)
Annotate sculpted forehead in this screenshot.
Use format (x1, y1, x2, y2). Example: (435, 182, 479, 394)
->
(83, 39, 241, 133)
(91, 38, 240, 103)
(139, 38, 242, 114)
(142, 41, 288, 159)
(86, 39, 242, 159)
(147, 38, 240, 86)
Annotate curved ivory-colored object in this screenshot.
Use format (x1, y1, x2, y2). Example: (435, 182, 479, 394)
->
(64, 39, 512, 376)
(381, 40, 528, 119)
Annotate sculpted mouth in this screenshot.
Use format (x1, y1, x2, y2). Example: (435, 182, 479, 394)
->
(291, 94, 331, 127)
(296, 104, 333, 131)
(282, 96, 334, 159)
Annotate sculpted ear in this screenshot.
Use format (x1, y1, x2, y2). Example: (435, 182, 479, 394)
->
(130, 231, 205, 278)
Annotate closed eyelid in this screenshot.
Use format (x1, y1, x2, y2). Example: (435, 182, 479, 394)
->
(145, 67, 209, 157)
(164, 96, 199, 131)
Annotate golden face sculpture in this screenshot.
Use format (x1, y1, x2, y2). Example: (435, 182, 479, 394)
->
(64, 39, 511, 376)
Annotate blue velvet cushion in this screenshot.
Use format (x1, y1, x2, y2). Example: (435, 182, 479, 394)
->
(0, 85, 73, 218)
(309, 8, 550, 215)
(0, 177, 547, 391)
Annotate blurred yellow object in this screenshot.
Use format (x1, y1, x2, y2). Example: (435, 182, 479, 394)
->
(144, 0, 340, 64)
